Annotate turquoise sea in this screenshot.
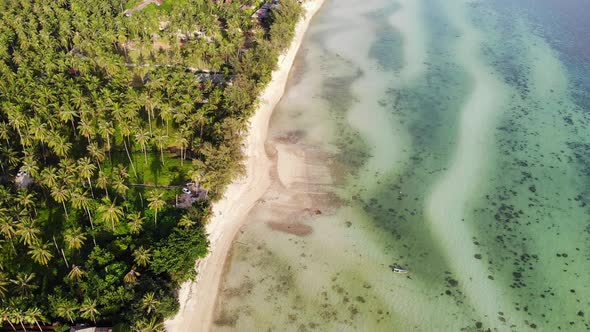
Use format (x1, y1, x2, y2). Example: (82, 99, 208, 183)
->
(212, 0, 590, 330)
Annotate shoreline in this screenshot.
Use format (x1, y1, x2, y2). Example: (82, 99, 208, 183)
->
(164, 0, 325, 330)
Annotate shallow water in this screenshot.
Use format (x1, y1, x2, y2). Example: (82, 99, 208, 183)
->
(213, 0, 590, 330)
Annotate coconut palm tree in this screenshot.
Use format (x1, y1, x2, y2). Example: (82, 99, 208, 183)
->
(28, 243, 54, 266)
(147, 190, 165, 225)
(124, 269, 140, 284)
(141, 292, 160, 315)
(0, 307, 17, 331)
(178, 214, 196, 229)
(77, 157, 96, 197)
(10, 273, 36, 296)
(24, 307, 45, 332)
(152, 130, 168, 165)
(134, 128, 151, 165)
(16, 219, 40, 246)
(17, 190, 36, 216)
(79, 299, 99, 323)
(78, 119, 95, 143)
(127, 213, 144, 234)
(39, 166, 58, 189)
(133, 316, 164, 332)
(96, 170, 110, 198)
(96, 197, 123, 231)
(67, 265, 85, 281)
(54, 298, 78, 323)
(64, 227, 87, 250)
(87, 142, 106, 170)
(0, 273, 9, 301)
(51, 186, 70, 219)
(133, 246, 151, 267)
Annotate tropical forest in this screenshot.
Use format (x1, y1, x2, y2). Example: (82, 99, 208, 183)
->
(0, 0, 302, 330)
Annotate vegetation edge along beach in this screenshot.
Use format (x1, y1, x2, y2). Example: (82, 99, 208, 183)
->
(165, 0, 325, 330)
(0, 0, 317, 330)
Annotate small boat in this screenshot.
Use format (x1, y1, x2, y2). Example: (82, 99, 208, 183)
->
(389, 264, 409, 273)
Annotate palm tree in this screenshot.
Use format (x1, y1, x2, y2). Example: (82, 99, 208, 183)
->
(0, 273, 9, 301)
(141, 292, 160, 315)
(178, 214, 196, 229)
(147, 190, 165, 225)
(133, 247, 151, 267)
(0, 307, 17, 331)
(87, 142, 106, 170)
(98, 121, 115, 152)
(17, 190, 36, 216)
(78, 119, 95, 143)
(96, 197, 123, 231)
(124, 269, 140, 284)
(16, 220, 40, 246)
(54, 298, 78, 323)
(152, 130, 168, 165)
(67, 265, 85, 281)
(134, 128, 151, 165)
(133, 316, 164, 332)
(96, 170, 110, 198)
(24, 307, 45, 332)
(10, 273, 36, 296)
(127, 213, 144, 234)
(112, 176, 129, 197)
(64, 227, 87, 250)
(79, 299, 99, 323)
(39, 166, 58, 189)
(28, 243, 53, 266)
(77, 157, 96, 197)
(51, 186, 70, 219)
(12, 310, 27, 332)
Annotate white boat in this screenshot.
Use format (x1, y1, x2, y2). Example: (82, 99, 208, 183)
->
(390, 265, 409, 273)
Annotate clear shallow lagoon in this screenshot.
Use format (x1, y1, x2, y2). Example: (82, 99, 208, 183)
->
(213, 0, 590, 330)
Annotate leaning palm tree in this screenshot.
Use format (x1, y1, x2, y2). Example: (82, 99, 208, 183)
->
(79, 299, 99, 323)
(27, 243, 53, 266)
(64, 227, 87, 250)
(96, 197, 123, 232)
(127, 213, 145, 234)
(133, 247, 151, 267)
(67, 265, 85, 281)
(147, 190, 165, 225)
(0, 307, 17, 331)
(24, 307, 45, 332)
(87, 142, 106, 170)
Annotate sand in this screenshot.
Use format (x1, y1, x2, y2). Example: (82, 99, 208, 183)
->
(164, 1, 325, 331)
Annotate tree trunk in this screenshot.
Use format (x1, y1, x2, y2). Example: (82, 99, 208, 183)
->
(88, 177, 95, 198)
(124, 138, 138, 178)
(62, 202, 69, 219)
(142, 144, 148, 165)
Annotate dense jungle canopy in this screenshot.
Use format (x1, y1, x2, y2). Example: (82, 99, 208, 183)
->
(0, 0, 302, 330)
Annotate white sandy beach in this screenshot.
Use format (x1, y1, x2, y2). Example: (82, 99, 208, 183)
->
(164, 1, 325, 330)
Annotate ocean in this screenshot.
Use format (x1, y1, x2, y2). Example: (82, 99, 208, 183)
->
(212, 0, 590, 330)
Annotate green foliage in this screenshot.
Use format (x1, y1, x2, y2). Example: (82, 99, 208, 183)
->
(151, 227, 209, 283)
(0, 0, 304, 328)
